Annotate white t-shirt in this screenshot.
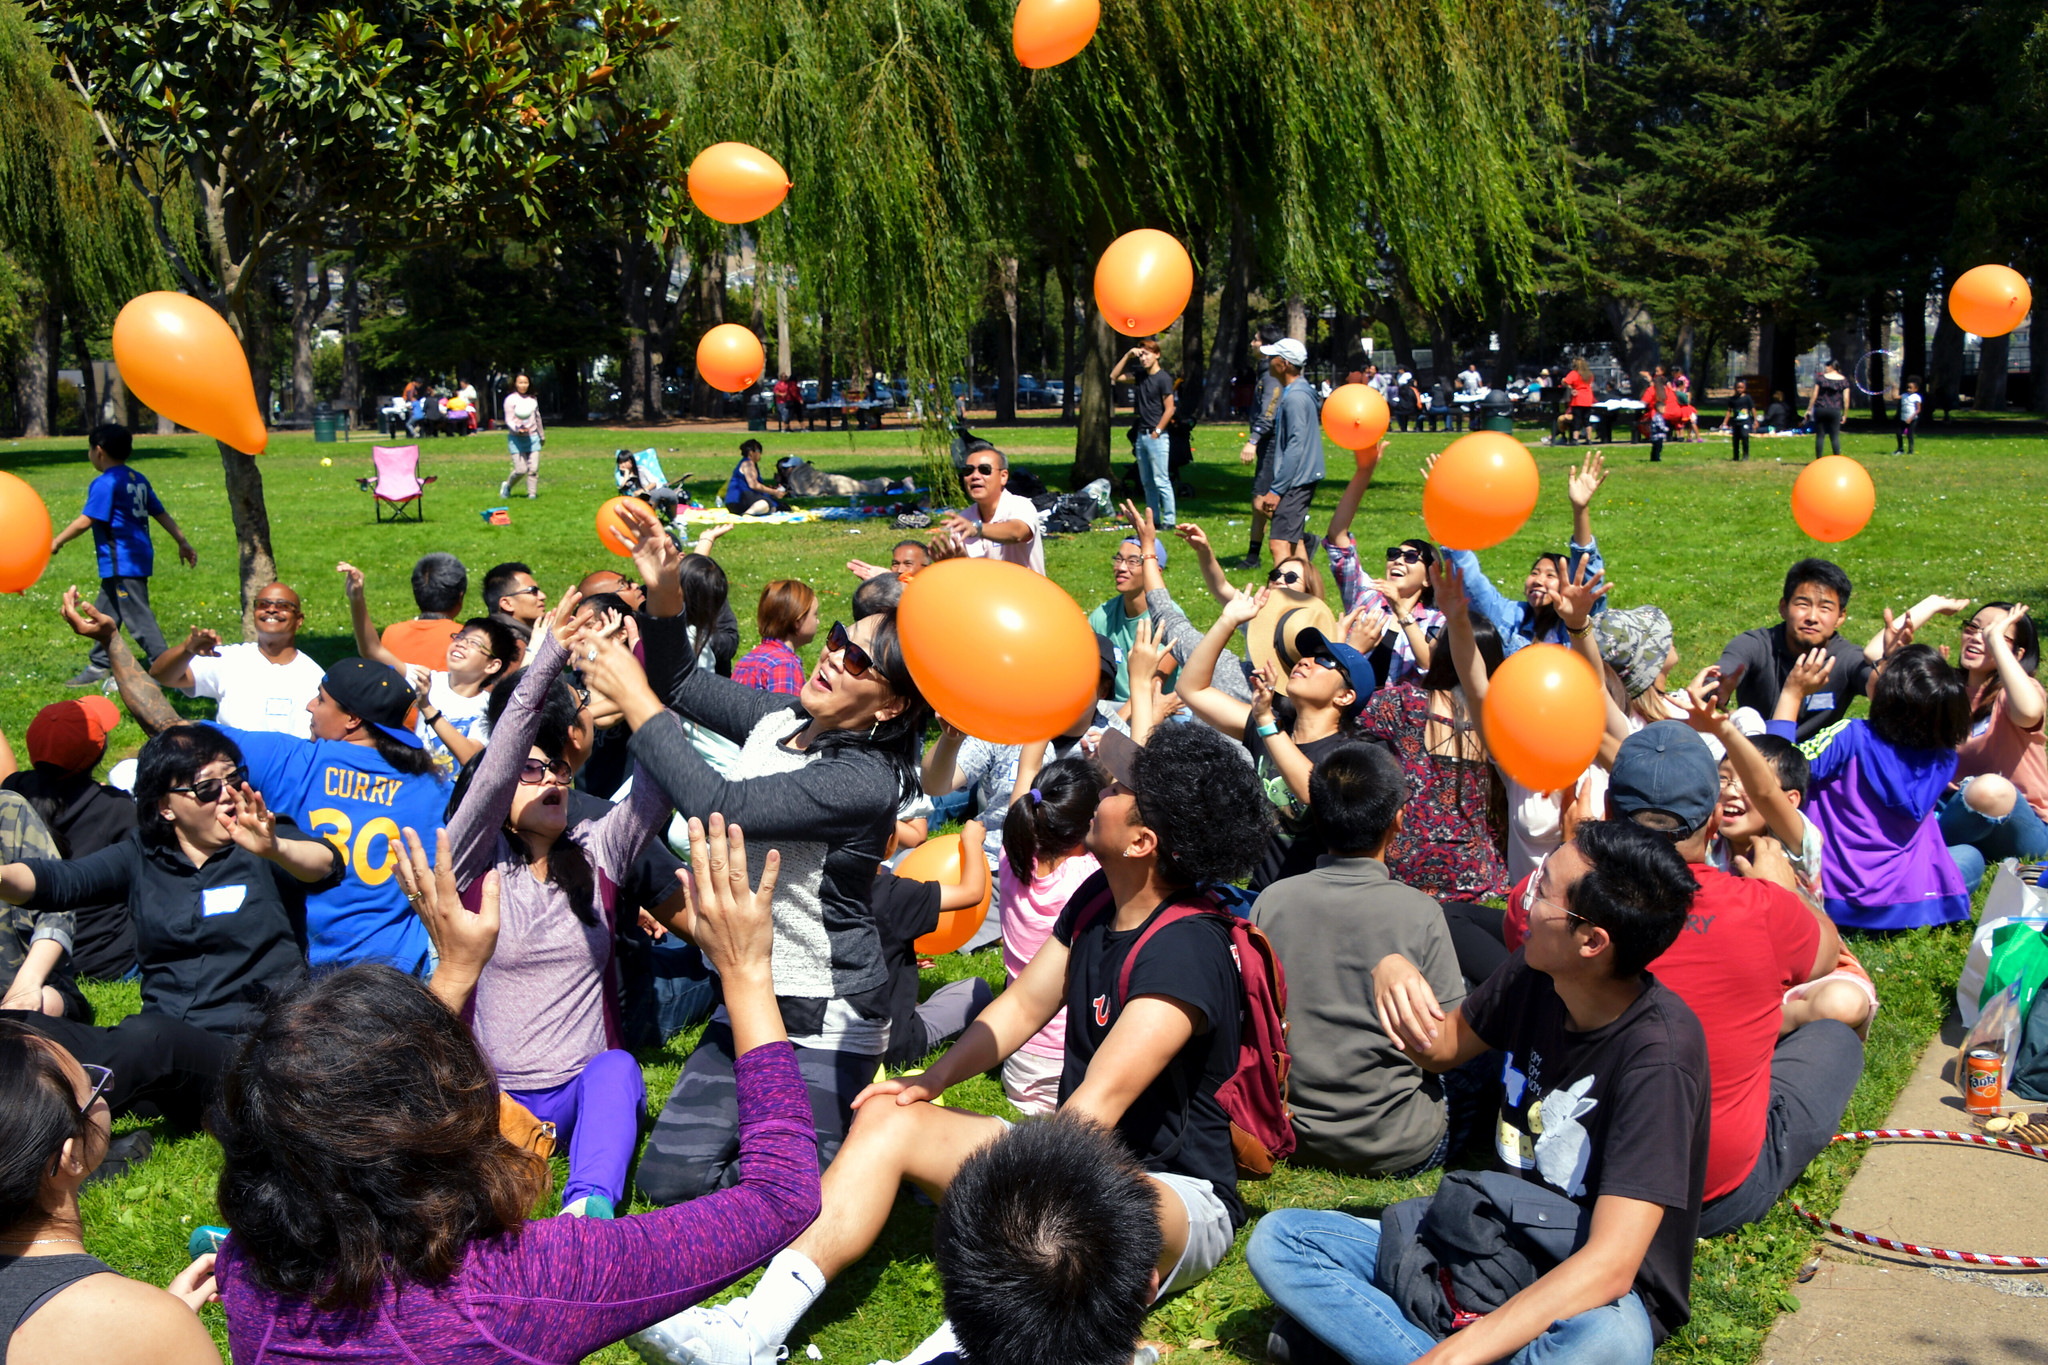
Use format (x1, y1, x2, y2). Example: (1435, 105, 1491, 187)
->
(963, 490, 1045, 575)
(183, 643, 326, 739)
(412, 671, 494, 777)
(1899, 391, 1923, 422)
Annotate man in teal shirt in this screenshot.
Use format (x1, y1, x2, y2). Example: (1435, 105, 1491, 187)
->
(1087, 535, 1179, 703)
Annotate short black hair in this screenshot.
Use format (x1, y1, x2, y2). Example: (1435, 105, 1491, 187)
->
(1569, 820, 1699, 978)
(579, 591, 632, 622)
(481, 562, 534, 613)
(892, 539, 932, 564)
(1257, 325, 1285, 347)
(134, 726, 244, 848)
(740, 438, 763, 458)
(1309, 742, 1407, 856)
(411, 553, 467, 615)
(935, 1113, 1161, 1365)
(1747, 734, 1809, 798)
(1868, 643, 1970, 752)
(459, 616, 520, 670)
(1132, 722, 1273, 886)
(90, 423, 132, 461)
(851, 573, 903, 620)
(1781, 558, 1852, 612)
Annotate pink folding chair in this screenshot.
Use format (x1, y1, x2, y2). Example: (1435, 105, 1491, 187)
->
(357, 445, 436, 523)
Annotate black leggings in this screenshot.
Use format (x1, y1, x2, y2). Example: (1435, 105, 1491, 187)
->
(2, 1009, 235, 1134)
(1572, 407, 1591, 440)
(1896, 417, 1917, 454)
(1813, 408, 1842, 457)
(1730, 423, 1750, 461)
(1440, 900, 1510, 987)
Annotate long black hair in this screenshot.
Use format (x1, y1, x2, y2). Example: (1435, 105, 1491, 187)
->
(680, 553, 729, 667)
(444, 721, 598, 926)
(1967, 602, 2042, 725)
(0, 1021, 100, 1232)
(133, 725, 245, 849)
(808, 607, 932, 804)
(1002, 756, 1104, 881)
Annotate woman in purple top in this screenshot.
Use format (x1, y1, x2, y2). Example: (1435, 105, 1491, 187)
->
(211, 815, 818, 1363)
(441, 591, 671, 1217)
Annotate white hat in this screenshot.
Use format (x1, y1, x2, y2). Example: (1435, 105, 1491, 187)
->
(1260, 337, 1308, 367)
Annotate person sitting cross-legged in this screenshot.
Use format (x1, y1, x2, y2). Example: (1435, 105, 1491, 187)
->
(629, 723, 1274, 1365)
(1252, 819, 1709, 1365)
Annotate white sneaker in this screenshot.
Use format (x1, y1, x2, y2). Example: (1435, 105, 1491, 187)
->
(628, 1301, 785, 1365)
(498, 480, 511, 499)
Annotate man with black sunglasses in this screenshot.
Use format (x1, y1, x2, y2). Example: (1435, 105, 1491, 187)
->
(149, 582, 325, 739)
(936, 445, 1043, 575)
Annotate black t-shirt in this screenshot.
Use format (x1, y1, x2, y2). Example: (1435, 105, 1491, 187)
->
(1727, 392, 1757, 427)
(870, 870, 944, 1066)
(1134, 369, 1176, 432)
(1, 770, 138, 978)
(1243, 722, 1350, 891)
(1461, 950, 1710, 1345)
(1716, 623, 1875, 742)
(1813, 373, 1849, 413)
(1052, 872, 1245, 1226)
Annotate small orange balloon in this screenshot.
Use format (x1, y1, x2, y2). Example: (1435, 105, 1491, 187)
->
(687, 142, 792, 224)
(898, 558, 1097, 745)
(697, 324, 766, 393)
(1321, 383, 1390, 451)
(595, 496, 641, 557)
(1482, 645, 1605, 792)
(896, 833, 995, 956)
(111, 292, 266, 454)
(1422, 432, 1540, 550)
(0, 472, 52, 593)
(1791, 456, 1875, 543)
(1948, 264, 2031, 339)
(1012, 0, 1100, 68)
(1093, 229, 1194, 337)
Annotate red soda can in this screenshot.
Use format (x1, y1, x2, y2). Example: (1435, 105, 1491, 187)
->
(1966, 1048, 2004, 1115)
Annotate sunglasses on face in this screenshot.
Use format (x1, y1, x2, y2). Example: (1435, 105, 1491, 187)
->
(1268, 568, 1303, 586)
(502, 584, 546, 600)
(252, 598, 298, 614)
(963, 462, 1001, 477)
(1385, 547, 1427, 564)
(825, 621, 878, 679)
(169, 766, 250, 804)
(79, 1064, 113, 1113)
(1304, 652, 1345, 672)
(517, 757, 573, 786)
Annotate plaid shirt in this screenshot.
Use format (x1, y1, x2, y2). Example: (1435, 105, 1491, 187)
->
(0, 791, 69, 979)
(732, 638, 807, 695)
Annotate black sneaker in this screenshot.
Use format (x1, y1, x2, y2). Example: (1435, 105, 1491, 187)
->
(84, 1130, 153, 1187)
(65, 665, 110, 687)
(1266, 1315, 1345, 1365)
(1233, 553, 1262, 571)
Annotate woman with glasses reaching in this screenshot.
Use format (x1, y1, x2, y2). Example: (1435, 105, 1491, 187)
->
(573, 500, 935, 1207)
(437, 589, 673, 1220)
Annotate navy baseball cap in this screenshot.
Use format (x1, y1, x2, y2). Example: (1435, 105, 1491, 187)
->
(1292, 627, 1377, 716)
(321, 658, 424, 749)
(1608, 720, 1717, 837)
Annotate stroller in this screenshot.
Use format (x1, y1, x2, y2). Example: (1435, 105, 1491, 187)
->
(615, 448, 694, 521)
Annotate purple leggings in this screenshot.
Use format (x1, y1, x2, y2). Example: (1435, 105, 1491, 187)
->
(508, 1049, 647, 1208)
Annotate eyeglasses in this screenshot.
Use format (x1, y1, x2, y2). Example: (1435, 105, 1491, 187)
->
(1385, 547, 1427, 564)
(448, 634, 493, 653)
(78, 1064, 113, 1113)
(826, 621, 877, 679)
(1112, 555, 1148, 570)
(518, 757, 573, 786)
(168, 766, 250, 804)
(1268, 568, 1303, 586)
(963, 462, 1000, 477)
(501, 584, 546, 600)
(252, 598, 299, 614)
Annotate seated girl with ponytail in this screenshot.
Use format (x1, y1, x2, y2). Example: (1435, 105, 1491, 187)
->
(996, 756, 1105, 1115)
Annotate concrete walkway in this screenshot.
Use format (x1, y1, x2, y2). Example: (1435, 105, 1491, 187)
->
(1762, 1015, 2048, 1364)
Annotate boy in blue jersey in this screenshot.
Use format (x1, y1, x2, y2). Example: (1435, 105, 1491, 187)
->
(49, 424, 197, 687)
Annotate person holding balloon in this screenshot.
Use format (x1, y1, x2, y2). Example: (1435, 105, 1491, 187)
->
(871, 819, 991, 1071)
(499, 373, 545, 499)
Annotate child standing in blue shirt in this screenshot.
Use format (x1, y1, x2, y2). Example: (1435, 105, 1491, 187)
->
(49, 424, 195, 686)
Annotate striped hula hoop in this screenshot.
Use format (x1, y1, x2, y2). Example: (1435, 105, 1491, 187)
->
(1789, 1128, 2048, 1270)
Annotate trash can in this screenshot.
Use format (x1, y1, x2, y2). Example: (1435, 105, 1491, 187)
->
(1480, 392, 1515, 434)
(313, 413, 338, 443)
(746, 394, 769, 432)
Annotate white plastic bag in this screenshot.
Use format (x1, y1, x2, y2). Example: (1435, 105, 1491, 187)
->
(1958, 860, 2048, 1028)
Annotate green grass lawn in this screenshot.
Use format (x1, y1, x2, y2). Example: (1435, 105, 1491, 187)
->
(12, 411, 2039, 1363)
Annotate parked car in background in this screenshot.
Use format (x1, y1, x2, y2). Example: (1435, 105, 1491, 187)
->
(1016, 374, 1057, 408)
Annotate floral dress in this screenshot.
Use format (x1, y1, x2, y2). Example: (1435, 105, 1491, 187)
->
(1358, 683, 1507, 902)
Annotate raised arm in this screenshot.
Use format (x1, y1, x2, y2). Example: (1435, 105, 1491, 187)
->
(1981, 604, 2045, 731)
(335, 563, 406, 672)
(1441, 548, 1526, 651)
(1171, 523, 1235, 607)
(229, 790, 346, 885)
(1175, 588, 1265, 738)
(1565, 449, 1606, 555)
(921, 724, 971, 795)
(150, 628, 221, 690)
(61, 587, 181, 735)
(1863, 594, 1969, 662)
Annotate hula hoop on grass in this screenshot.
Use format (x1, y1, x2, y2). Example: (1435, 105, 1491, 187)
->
(1789, 1128, 2048, 1269)
(1854, 349, 1893, 397)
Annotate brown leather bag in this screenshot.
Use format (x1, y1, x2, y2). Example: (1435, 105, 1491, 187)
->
(499, 1094, 557, 1159)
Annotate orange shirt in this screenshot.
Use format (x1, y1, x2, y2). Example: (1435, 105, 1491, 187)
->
(380, 618, 460, 671)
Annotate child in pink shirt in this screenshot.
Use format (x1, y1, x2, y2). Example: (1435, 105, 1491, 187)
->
(995, 757, 1103, 1114)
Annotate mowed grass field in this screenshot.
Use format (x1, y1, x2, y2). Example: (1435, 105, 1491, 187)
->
(7, 410, 2043, 1364)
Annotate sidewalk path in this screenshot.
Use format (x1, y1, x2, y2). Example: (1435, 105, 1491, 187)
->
(1762, 1015, 2048, 1364)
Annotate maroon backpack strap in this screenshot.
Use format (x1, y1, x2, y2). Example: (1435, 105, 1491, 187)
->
(1069, 878, 1118, 940)
(1115, 896, 1230, 1005)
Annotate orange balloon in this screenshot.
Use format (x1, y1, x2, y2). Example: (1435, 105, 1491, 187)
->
(111, 292, 266, 455)
(1422, 431, 1540, 550)
(1791, 456, 1875, 543)
(595, 496, 640, 557)
(697, 324, 766, 393)
(1321, 383, 1390, 451)
(686, 142, 792, 224)
(1948, 265, 2031, 339)
(898, 558, 1098, 745)
(1012, 0, 1100, 68)
(896, 833, 995, 956)
(1482, 644, 1605, 792)
(0, 472, 52, 593)
(1093, 229, 1194, 336)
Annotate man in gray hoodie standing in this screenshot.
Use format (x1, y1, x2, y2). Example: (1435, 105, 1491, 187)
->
(1258, 337, 1324, 568)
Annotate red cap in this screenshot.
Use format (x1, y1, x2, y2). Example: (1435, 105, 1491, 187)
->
(25, 696, 120, 772)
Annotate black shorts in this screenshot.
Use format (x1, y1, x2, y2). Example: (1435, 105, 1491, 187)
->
(1251, 438, 1276, 497)
(1271, 482, 1319, 543)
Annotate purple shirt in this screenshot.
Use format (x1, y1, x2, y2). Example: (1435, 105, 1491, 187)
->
(215, 1042, 819, 1362)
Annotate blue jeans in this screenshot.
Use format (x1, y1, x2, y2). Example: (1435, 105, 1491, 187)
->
(1247, 1210, 1655, 1365)
(1939, 779, 2048, 893)
(1134, 431, 1175, 527)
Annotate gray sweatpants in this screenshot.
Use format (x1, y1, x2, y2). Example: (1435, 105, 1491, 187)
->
(89, 575, 167, 670)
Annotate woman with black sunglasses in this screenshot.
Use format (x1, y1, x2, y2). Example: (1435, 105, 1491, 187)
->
(1318, 453, 1442, 685)
(0, 727, 337, 1043)
(575, 502, 935, 1206)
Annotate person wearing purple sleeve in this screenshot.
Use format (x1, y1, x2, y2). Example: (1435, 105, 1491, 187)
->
(440, 592, 671, 1218)
(1440, 450, 1608, 657)
(210, 814, 820, 1363)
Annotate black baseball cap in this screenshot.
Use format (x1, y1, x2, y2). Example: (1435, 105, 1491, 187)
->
(321, 658, 424, 749)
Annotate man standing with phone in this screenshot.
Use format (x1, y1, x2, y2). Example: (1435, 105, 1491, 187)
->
(1110, 337, 1177, 531)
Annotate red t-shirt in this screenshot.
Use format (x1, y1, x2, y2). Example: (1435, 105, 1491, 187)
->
(1562, 370, 1594, 407)
(1504, 865, 1820, 1201)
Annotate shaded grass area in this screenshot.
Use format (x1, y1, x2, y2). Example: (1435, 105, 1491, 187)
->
(17, 415, 2032, 1360)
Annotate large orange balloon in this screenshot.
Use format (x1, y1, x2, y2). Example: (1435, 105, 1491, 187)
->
(896, 833, 995, 955)
(111, 292, 266, 455)
(1482, 645, 1605, 791)
(898, 558, 1097, 745)
(697, 324, 766, 393)
(1012, 0, 1099, 68)
(1321, 383, 1390, 451)
(1791, 456, 1875, 543)
(1422, 432, 1540, 550)
(595, 496, 643, 557)
(687, 142, 792, 224)
(0, 472, 52, 593)
(1093, 229, 1194, 336)
(1948, 265, 2031, 339)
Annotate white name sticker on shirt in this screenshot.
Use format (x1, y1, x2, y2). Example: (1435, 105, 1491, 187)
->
(1971, 715, 1995, 741)
(1804, 692, 1835, 711)
(201, 885, 248, 917)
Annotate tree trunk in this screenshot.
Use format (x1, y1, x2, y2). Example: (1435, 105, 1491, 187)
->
(340, 260, 361, 417)
(1060, 257, 1077, 422)
(774, 266, 791, 379)
(1864, 295, 1890, 422)
(1179, 234, 1206, 418)
(691, 257, 720, 417)
(1827, 323, 1864, 416)
(995, 256, 1018, 424)
(618, 236, 649, 423)
(1757, 316, 1797, 407)
(1285, 295, 1307, 344)
(1929, 303, 1965, 417)
(1901, 283, 1928, 393)
(1495, 301, 1522, 387)
(1202, 214, 1249, 419)
(72, 317, 98, 429)
(1071, 295, 1116, 486)
(291, 249, 317, 419)
(220, 442, 277, 627)
(1974, 333, 2009, 411)
(14, 297, 52, 438)
(1673, 318, 1692, 390)
(1601, 297, 1660, 381)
